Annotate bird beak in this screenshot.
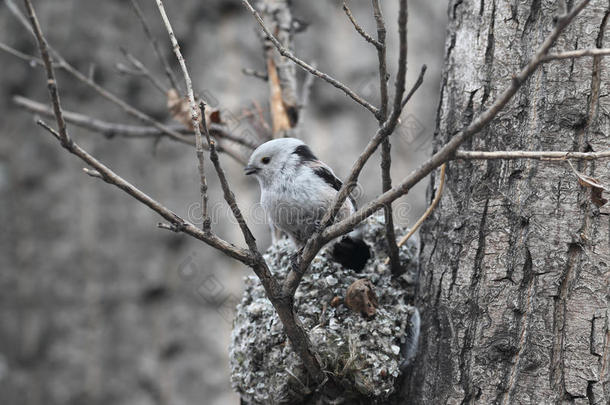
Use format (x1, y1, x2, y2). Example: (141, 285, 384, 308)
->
(244, 165, 259, 175)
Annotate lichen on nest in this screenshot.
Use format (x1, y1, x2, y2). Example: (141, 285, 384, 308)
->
(229, 215, 418, 404)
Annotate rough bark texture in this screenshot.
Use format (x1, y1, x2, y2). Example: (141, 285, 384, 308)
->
(409, 1, 610, 404)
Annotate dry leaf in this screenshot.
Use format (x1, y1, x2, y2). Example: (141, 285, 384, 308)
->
(345, 278, 378, 318)
(568, 161, 608, 207)
(166, 88, 222, 130)
(330, 296, 342, 307)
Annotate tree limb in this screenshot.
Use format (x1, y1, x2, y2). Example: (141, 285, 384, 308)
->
(386, 162, 446, 265)
(342, 1, 381, 49)
(241, 0, 380, 118)
(154, 0, 211, 232)
(319, 0, 594, 243)
(371, 0, 401, 274)
(21, 0, 253, 266)
(454, 149, 610, 160)
(12, 95, 252, 164)
(542, 48, 610, 61)
(129, 0, 181, 92)
(155, 0, 324, 382)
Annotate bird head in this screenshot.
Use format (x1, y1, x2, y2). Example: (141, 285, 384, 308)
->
(245, 138, 314, 186)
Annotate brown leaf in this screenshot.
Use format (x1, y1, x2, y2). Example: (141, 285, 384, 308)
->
(166, 88, 222, 130)
(209, 109, 222, 124)
(345, 278, 378, 318)
(591, 187, 608, 207)
(167, 88, 193, 130)
(568, 162, 608, 207)
(330, 296, 342, 308)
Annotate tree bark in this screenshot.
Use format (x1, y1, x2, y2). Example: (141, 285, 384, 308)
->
(409, 1, 610, 404)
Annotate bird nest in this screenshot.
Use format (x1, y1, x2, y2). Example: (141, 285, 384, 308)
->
(229, 215, 419, 404)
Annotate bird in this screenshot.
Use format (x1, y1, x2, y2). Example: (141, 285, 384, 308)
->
(245, 138, 370, 270)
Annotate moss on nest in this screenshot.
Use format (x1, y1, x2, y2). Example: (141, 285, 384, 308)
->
(229, 215, 418, 404)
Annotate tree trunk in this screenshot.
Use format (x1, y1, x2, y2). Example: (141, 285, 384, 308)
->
(409, 1, 610, 403)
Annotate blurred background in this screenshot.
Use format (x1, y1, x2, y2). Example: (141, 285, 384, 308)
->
(0, 0, 446, 404)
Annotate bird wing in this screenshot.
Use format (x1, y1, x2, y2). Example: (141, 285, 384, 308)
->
(306, 160, 357, 211)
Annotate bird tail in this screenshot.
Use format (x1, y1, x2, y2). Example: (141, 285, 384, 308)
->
(330, 226, 371, 271)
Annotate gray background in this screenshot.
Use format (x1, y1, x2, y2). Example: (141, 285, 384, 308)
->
(0, 1, 446, 403)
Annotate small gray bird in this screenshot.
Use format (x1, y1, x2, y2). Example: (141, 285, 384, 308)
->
(245, 137, 355, 247)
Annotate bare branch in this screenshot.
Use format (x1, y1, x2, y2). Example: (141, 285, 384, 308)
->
(153, 10, 319, 379)
(401, 64, 427, 110)
(343, 1, 381, 49)
(390, 0, 408, 120)
(21, 0, 252, 265)
(55, 52, 195, 146)
(201, 103, 260, 254)
(0, 41, 44, 67)
(3, 8, 199, 151)
(454, 149, 610, 160)
(319, 0, 594, 243)
(282, 0, 595, 296)
(542, 48, 610, 61)
(119, 47, 169, 94)
(372, 0, 389, 119)
(6, 0, 33, 36)
(129, 0, 181, 92)
(23, 0, 69, 146)
(12, 95, 252, 163)
(37, 119, 252, 263)
(386, 162, 446, 265)
(154, 0, 211, 232)
(241, 0, 380, 118)
(371, 0, 400, 274)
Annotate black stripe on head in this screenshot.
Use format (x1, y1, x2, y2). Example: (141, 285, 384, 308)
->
(313, 166, 343, 192)
(292, 144, 318, 162)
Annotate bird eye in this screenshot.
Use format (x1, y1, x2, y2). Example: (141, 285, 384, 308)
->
(261, 157, 271, 164)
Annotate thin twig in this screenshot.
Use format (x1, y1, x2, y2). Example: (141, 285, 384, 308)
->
(385, 163, 446, 265)
(22, 0, 252, 265)
(5, 2, 232, 154)
(154, 0, 210, 232)
(542, 48, 610, 61)
(12, 95, 254, 159)
(154, 2, 278, 313)
(129, 0, 181, 92)
(284, 0, 412, 294)
(201, 103, 259, 253)
(2, 27, 193, 147)
(371, 0, 401, 274)
(23, 0, 70, 146)
(343, 1, 381, 49)
(119, 47, 169, 94)
(54, 51, 195, 146)
(0, 41, 44, 67)
(37, 119, 251, 262)
(401, 64, 427, 110)
(6, 0, 33, 36)
(454, 150, 610, 160)
(372, 0, 389, 119)
(284, 0, 594, 296)
(319, 0, 594, 244)
(241, 0, 380, 118)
